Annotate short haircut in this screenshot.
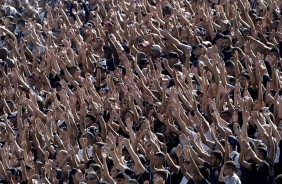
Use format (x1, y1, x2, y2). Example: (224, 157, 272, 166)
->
(224, 161, 236, 171)
(256, 147, 268, 159)
(69, 66, 80, 75)
(211, 150, 223, 162)
(222, 35, 232, 42)
(275, 174, 282, 184)
(154, 169, 169, 181)
(172, 63, 183, 72)
(85, 113, 96, 122)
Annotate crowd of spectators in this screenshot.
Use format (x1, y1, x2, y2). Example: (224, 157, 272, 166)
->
(1, 0, 282, 184)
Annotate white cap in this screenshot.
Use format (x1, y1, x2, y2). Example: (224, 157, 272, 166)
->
(151, 44, 162, 52)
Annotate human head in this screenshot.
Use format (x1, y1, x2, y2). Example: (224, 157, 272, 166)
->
(85, 172, 99, 184)
(84, 113, 97, 128)
(69, 168, 84, 184)
(167, 52, 179, 67)
(255, 146, 268, 160)
(210, 150, 223, 167)
(194, 44, 206, 57)
(153, 152, 166, 168)
(55, 150, 68, 163)
(80, 132, 95, 146)
(50, 168, 63, 182)
(150, 45, 162, 58)
(69, 66, 81, 80)
(0, 48, 9, 60)
(116, 172, 126, 184)
(225, 60, 235, 76)
(223, 161, 236, 176)
(275, 174, 282, 184)
(153, 169, 169, 184)
(222, 35, 232, 50)
(232, 109, 243, 126)
(239, 72, 250, 87)
(220, 111, 232, 123)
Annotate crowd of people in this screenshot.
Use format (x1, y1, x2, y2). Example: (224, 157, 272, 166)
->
(0, 0, 282, 183)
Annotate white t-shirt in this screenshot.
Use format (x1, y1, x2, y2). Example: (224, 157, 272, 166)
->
(77, 146, 93, 161)
(223, 173, 241, 184)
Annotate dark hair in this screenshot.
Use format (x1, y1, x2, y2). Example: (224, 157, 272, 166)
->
(224, 161, 236, 171)
(234, 109, 243, 127)
(172, 63, 183, 72)
(68, 168, 80, 184)
(222, 35, 232, 42)
(154, 169, 169, 181)
(92, 164, 102, 175)
(69, 66, 80, 75)
(256, 147, 268, 159)
(85, 113, 96, 123)
(275, 174, 282, 184)
(210, 150, 223, 162)
(53, 168, 64, 184)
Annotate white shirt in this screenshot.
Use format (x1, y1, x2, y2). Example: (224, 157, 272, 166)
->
(180, 176, 188, 184)
(77, 146, 93, 161)
(229, 151, 240, 169)
(223, 173, 241, 184)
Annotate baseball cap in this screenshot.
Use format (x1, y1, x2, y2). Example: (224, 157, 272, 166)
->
(151, 44, 162, 52)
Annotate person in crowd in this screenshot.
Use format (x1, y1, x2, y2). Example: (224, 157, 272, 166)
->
(0, 0, 282, 183)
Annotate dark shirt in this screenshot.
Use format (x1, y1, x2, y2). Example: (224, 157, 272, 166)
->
(203, 162, 224, 184)
(166, 170, 183, 184)
(106, 57, 116, 71)
(188, 179, 211, 184)
(124, 168, 150, 184)
(250, 160, 270, 184)
(240, 159, 256, 184)
(221, 48, 232, 61)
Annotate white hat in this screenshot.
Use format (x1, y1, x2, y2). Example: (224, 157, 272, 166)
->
(151, 44, 162, 52)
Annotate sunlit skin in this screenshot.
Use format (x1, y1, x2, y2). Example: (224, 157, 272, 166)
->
(0, 1, 281, 184)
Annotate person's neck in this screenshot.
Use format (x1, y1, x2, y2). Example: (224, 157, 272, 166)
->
(227, 172, 234, 177)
